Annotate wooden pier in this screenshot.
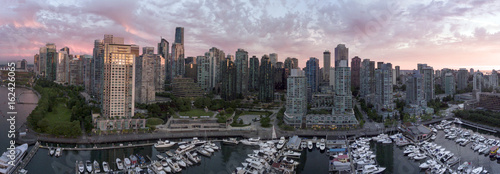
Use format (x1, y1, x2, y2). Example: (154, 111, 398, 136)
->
(458, 120, 498, 133)
(13, 141, 40, 174)
(40, 142, 155, 151)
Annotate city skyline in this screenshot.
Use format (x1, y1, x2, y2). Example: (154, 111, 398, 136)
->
(1, 0, 500, 70)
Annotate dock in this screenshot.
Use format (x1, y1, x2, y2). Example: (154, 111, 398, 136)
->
(458, 120, 497, 133)
(39, 142, 155, 151)
(13, 141, 40, 174)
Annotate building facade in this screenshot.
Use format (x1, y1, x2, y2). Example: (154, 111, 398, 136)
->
(334, 44, 348, 68)
(135, 51, 156, 104)
(259, 55, 274, 102)
(249, 56, 260, 91)
(323, 50, 331, 83)
(285, 69, 307, 128)
(351, 56, 361, 90)
(235, 49, 249, 95)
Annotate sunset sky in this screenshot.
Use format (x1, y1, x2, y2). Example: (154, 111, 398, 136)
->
(1, 0, 499, 70)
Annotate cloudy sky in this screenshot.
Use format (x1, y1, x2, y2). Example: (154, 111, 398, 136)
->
(1, 0, 500, 70)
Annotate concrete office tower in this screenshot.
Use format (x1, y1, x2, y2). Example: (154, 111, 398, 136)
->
(406, 70, 426, 106)
(360, 59, 375, 98)
(291, 58, 299, 69)
(102, 42, 135, 118)
(235, 49, 249, 95)
(56, 49, 69, 83)
(284, 69, 307, 128)
(351, 56, 361, 89)
(82, 55, 93, 94)
(135, 50, 156, 104)
(175, 27, 184, 44)
(92, 39, 104, 98)
(249, 56, 260, 91)
(323, 50, 331, 82)
(154, 54, 166, 91)
(259, 55, 274, 102)
(269, 53, 278, 67)
(490, 70, 498, 88)
(197, 56, 210, 92)
(172, 43, 185, 77)
(417, 63, 427, 75)
(334, 44, 348, 68)
(158, 38, 171, 84)
(457, 68, 468, 91)
(333, 60, 352, 114)
(374, 63, 394, 111)
(395, 66, 400, 82)
(444, 73, 455, 96)
(45, 43, 57, 81)
(205, 47, 225, 92)
(305, 57, 320, 95)
(34, 54, 39, 74)
(221, 57, 236, 100)
(422, 66, 435, 101)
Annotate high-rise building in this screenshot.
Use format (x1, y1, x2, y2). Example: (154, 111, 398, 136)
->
(444, 73, 455, 96)
(274, 65, 287, 91)
(60, 47, 70, 55)
(406, 70, 425, 106)
(395, 66, 400, 82)
(470, 68, 474, 75)
(269, 53, 278, 67)
(45, 43, 57, 81)
(185, 63, 197, 83)
(333, 60, 352, 114)
(154, 54, 165, 91)
(351, 56, 361, 89)
(82, 55, 93, 94)
(422, 66, 435, 101)
(305, 57, 320, 96)
(441, 68, 452, 90)
(284, 69, 307, 128)
(323, 50, 331, 82)
(175, 27, 184, 44)
(258, 55, 274, 102)
(490, 70, 498, 89)
(457, 68, 468, 91)
(38, 46, 47, 77)
(205, 47, 225, 92)
(92, 39, 104, 98)
(135, 50, 156, 104)
(172, 43, 185, 77)
(473, 71, 483, 92)
(291, 58, 299, 69)
(276, 62, 283, 69)
(377, 62, 384, 69)
(417, 63, 427, 74)
(334, 44, 348, 68)
(235, 49, 249, 95)
(196, 56, 210, 92)
(158, 38, 171, 84)
(101, 42, 135, 118)
(360, 59, 375, 98)
(185, 56, 195, 64)
(374, 63, 394, 114)
(69, 55, 83, 86)
(221, 57, 236, 100)
(249, 56, 259, 91)
(284, 57, 294, 72)
(34, 54, 39, 74)
(56, 49, 69, 83)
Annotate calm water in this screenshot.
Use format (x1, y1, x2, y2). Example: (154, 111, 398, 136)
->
(4, 86, 500, 174)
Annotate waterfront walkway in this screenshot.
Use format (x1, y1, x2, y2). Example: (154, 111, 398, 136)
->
(13, 141, 40, 174)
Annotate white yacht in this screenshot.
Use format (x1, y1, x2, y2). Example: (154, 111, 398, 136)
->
(191, 137, 206, 146)
(241, 138, 260, 146)
(77, 161, 84, 173)
(277, 137, 286, 149)
(284, 150, 301, 158)
(102, 161, 110, 172)
(413, 153, 426, 160)
(93, 160, 101, 173)
(203, 145, 215, 153)
(48, 147, 55, 156)
(222, 138, 239, 145)
(300, 141, 307, 149)
(116, 158, 124, 170)
(0, 144, 28, 174)
(154, 140, 176, 149)
(85, 160, 93, 173)
(55, 148, 62, 157)
(307, 141, 313, 150)
(319, 142, 326, 151)
(419, 159, 436, 169)
(361, 164, 386, 174)
(124, 157, 131, 169)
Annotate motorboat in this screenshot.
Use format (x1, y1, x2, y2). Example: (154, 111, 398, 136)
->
(102, 161, 110, 172)
(55, 148, 62, 157)
(300, 141, 307, 149)
(222, 138, 239, 145)
(241, 138, 260, 146)
(191, 137, 207, 146)
(284, 150, 301, 158)
(186, 152, 201, 163)
(361, 164, 386, 174)
(137, 154, 146, 164)
(48, 147, 55, 156)
(457, 161, 470, 171)
(197, 148, 212, 157)
(471, 167, 484, 174)
(176, 157, 187, 168)
(163, 166, 172, 173)
(319, 142, 326, 151)
(116, 158, 124, 170)
(447, 156, 459, 166)
(156, 154, 165, 160)
(129, 154, 138, 167)
(165, 151, 175, 157)
(124, 158, 131, 169)
(175, 144, 196, 154)
(93, 160, 101, 173)
(419, 159, 435, 169)
(277, 137, 286, 149)
(154, 140, 176, 149)
(77, 161, 84, 173)
(307, 141, 313, 150)
(204, 145, 215, 153)
(166, 158, 182, 172)
(85, 160, 93, 173)
(382, 138, 392, 144)
(315, 140, 320, 149)
(154, 161, 163, 171)
(413, 153, 426, 160)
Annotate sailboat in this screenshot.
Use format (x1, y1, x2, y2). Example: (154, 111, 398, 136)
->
(272, 125, 277, 140)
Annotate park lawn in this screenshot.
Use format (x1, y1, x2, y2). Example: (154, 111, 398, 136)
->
(241, 111, 271, 116)
(147, 118, 164, 126)
(178, 109, 212, 117)
(45, 103, 72, 125)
